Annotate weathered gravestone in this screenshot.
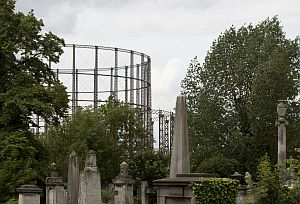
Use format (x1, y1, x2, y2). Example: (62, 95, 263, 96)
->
(17, 184, 42, 204)
(46, 163, 66, 204)
(67, 151, 79, 204)
(113, 161, 134, 204)
(78, 150, 102, 204)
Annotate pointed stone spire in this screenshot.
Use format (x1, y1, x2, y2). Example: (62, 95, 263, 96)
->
(170, 95, 190, 178)
(67, 151, 79, 204)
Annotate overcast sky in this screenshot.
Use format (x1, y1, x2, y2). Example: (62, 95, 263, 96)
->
(16, 0, 300, 111)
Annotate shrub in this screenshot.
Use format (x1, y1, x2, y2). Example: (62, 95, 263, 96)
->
(191, 178, 239, 204)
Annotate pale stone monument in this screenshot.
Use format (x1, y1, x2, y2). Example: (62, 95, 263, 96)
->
(78, 150, 102, 204)
(154, 95, 217, 204)
(17, 184, 42, 204)
(68, 151, 79, 204)
(46, 163, 66, 204)
(276, 100, 288, 169)
(170, 95, 190, 178)
(113, 161, 134, 204)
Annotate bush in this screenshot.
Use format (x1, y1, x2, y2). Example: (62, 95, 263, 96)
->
(191, 178, 239, 204)
(197, 155, 239, 177)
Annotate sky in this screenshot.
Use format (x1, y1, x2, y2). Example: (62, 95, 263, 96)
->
(15, 0, 300, 111)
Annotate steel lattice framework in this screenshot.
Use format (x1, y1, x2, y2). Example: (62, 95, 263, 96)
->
(35, 43, 174, 150)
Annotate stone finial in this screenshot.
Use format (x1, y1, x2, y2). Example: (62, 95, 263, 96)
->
(119, 161, 129, 178)
(85, 150, 97, 169)
(50, 162, 59, 177)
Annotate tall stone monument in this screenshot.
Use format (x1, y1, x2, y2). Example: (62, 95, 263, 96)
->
(68, 151, 79, 204)
(154, 95, 217, 204)
(276, 100, 288, 170)
(113, 161, 134, 204)
(170, 95, 190, 177)
(78, 150, 102, 204)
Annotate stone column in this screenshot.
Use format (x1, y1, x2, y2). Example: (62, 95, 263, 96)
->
(113, 162, 134, 204)
(170, 95, 190, 178)
(46, 163, 66, 204)
(68, 151, 79, 204)
(141, 181, 148, 204)
(276, 101, 288, 170)
(78, 150, 102, 204)
(17, 184, 42, 204)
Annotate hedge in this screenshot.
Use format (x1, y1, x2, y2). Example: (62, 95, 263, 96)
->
(191, 178, 239, 204)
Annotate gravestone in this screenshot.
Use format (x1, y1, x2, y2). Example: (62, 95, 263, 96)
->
(78, 150, 102, 204)
(68, 151, 79, 204)
(46, 163, 66, 204)
(113, 161, 134, 204)
(17, 184, 42, 204)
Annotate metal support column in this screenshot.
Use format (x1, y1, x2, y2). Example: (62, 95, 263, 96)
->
(170, 112, 175, 151)
(114, 48, 118, 99)
(125, 66, 128, 103)
(94, 46, 98, 110)
(72, 44, 76, 114)
(130, 51, 134, 104)
(159, 110, 164, 150)
(136, 65, 140, 107)
(110, 67, 113, 96)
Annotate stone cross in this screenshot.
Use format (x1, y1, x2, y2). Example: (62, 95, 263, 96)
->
(170, 95, 190, 178)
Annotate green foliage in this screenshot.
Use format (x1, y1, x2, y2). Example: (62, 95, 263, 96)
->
(255, 154, 283, 203)
(0, 0, 68, 202)
(101, 188, 115, 204)
(128, 149, 169, 203)
(182, 16, 300, 175)
(191, 178, 239, 204)
(197, 155, 239, 178)
(43, 96, 149, 183)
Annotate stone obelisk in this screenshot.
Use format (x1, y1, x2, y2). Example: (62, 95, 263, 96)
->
(170, 95, 190, 178)
(67, 151, 79, 204)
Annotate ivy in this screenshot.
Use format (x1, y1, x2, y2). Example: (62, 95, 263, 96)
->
(191, 178, 239, 204)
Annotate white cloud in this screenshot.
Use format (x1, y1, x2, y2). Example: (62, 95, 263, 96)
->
(15, 0, 300, 111)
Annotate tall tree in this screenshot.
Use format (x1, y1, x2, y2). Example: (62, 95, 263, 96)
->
(0, 0, 68, 201)
(43, 96, 149, 183)
(182, 17, 300, 175)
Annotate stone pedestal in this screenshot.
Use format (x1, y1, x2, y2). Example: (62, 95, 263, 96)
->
(113, 162, 134, 204)
(46, 163, 66, 204)
(17, 184, 42, 204)
(154, 174, 217, 204)
(78, 150, 102, 204)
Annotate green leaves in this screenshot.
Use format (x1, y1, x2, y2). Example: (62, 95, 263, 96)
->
(44, 96, 149, 182)
(191, 178, 239, 204)
(182, 16, 300, 175)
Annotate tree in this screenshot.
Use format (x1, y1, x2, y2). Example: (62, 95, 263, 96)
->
(43, 96, 149, 183)
(0, 0, 68, 201)
(181, 17, 300, 175)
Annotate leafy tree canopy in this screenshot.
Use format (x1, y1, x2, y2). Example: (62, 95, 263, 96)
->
(182, 16, 300, 175)
(0, 0, 68, 201)
(43, 96, 149, 183)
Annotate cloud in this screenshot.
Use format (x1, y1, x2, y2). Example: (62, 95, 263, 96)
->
(152, 58, 186, 110)
(15, 0, 300, 111)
